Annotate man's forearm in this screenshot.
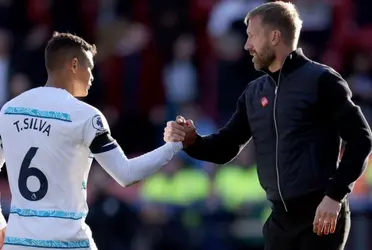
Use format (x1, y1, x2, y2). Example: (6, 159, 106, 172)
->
(183, 87, 251, 165)
(184, 133, 247, 165)
(94, 142, 183, 187)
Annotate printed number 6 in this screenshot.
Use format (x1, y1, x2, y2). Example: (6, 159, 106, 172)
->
(18, 147, 48, 201)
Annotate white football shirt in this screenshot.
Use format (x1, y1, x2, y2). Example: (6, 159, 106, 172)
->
(0, 87, 182, 249)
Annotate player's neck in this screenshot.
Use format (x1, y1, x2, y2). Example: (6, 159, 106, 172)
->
(268, 45, 296, 72)
(45, 74, 74, 94)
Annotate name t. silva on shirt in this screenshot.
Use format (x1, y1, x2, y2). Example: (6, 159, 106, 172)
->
(12, 117, 51, 136)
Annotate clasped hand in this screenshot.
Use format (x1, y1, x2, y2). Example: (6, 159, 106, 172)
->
(163, 116, 196, 146)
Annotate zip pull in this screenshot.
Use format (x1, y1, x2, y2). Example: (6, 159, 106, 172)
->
(275, 86, 278, 95)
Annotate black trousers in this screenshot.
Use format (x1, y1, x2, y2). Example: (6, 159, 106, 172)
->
(263, 192, 351, 250)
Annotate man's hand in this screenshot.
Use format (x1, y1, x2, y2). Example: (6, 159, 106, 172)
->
(178, 117, 197, 148)
(313, 196, 342, 236)
(0, 226, 6, 249)
(164, 116, 187, 142)
(163, 116, 197, 148)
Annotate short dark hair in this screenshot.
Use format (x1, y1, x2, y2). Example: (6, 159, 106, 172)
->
(244, 1, 302, 46)
(45, 32, 97, 72)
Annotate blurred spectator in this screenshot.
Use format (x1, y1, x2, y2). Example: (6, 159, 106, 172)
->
(295, 0, 333, 62)
(13, 25, 49, 88)
(97, 0, 118, 28)
(9, 73, 31, 98)
(163, 34, 198, 118)
(207, 0, 264, 39)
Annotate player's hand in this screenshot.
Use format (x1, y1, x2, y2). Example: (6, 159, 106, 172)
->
(313, 196, 342, 236)
(164, 116, 197, 148)
(163, 116, 187, 142)
(175, 116, 197, 148)
(0, 226, 6, 249)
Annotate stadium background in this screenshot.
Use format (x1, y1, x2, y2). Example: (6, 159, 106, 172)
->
(0, 0, 372, 249)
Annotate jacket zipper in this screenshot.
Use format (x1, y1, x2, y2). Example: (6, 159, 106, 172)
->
(266, 58, 288, 212)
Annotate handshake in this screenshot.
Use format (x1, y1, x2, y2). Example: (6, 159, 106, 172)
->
(163, 116, 197, 148)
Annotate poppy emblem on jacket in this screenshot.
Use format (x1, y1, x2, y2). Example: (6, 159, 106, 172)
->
(261, 97, 268, 108)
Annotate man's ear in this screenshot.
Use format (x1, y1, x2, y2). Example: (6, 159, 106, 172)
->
(70, 58, 78, 73)
(271, 30, 281, 46)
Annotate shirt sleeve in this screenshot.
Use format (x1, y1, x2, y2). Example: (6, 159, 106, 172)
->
(94, 142, 182, 187)
(81, 108, 183, 187)
(82, 110, 111, 148)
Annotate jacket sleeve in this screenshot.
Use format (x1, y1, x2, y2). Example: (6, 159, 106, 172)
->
(183, 88, 252, 164)
(319, 69, 372, 202)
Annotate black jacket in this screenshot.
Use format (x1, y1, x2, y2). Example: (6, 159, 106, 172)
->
(184, 49, 372, 208)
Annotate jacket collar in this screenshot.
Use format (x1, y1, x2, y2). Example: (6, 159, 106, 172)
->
(261, 48, 310, 76)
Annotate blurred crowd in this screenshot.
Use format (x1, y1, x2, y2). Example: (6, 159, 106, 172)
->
(1, 0, 372, 249)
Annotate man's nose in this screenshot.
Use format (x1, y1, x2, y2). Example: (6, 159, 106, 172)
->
(244, 40, 252, 51)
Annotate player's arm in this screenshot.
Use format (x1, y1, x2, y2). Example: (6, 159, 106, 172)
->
(0, 136, 7, 230)
(183, 89, 252, 164)
(84, 114, 182, 187)
(319, 70, 372, 202)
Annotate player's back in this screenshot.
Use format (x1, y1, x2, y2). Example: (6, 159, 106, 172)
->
(0, 87, 97, 249)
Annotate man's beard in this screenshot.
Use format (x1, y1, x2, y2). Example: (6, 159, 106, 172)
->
(252, 42, 275, 70)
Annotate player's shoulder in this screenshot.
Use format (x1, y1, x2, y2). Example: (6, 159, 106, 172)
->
(73, 100, 104, 118)
(1, 99, 12, 114)
(72, 100, 107, 130)
(308, 61, 344, 80)
(0, 88, 35, 114)
(73, 101, 110, 138)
